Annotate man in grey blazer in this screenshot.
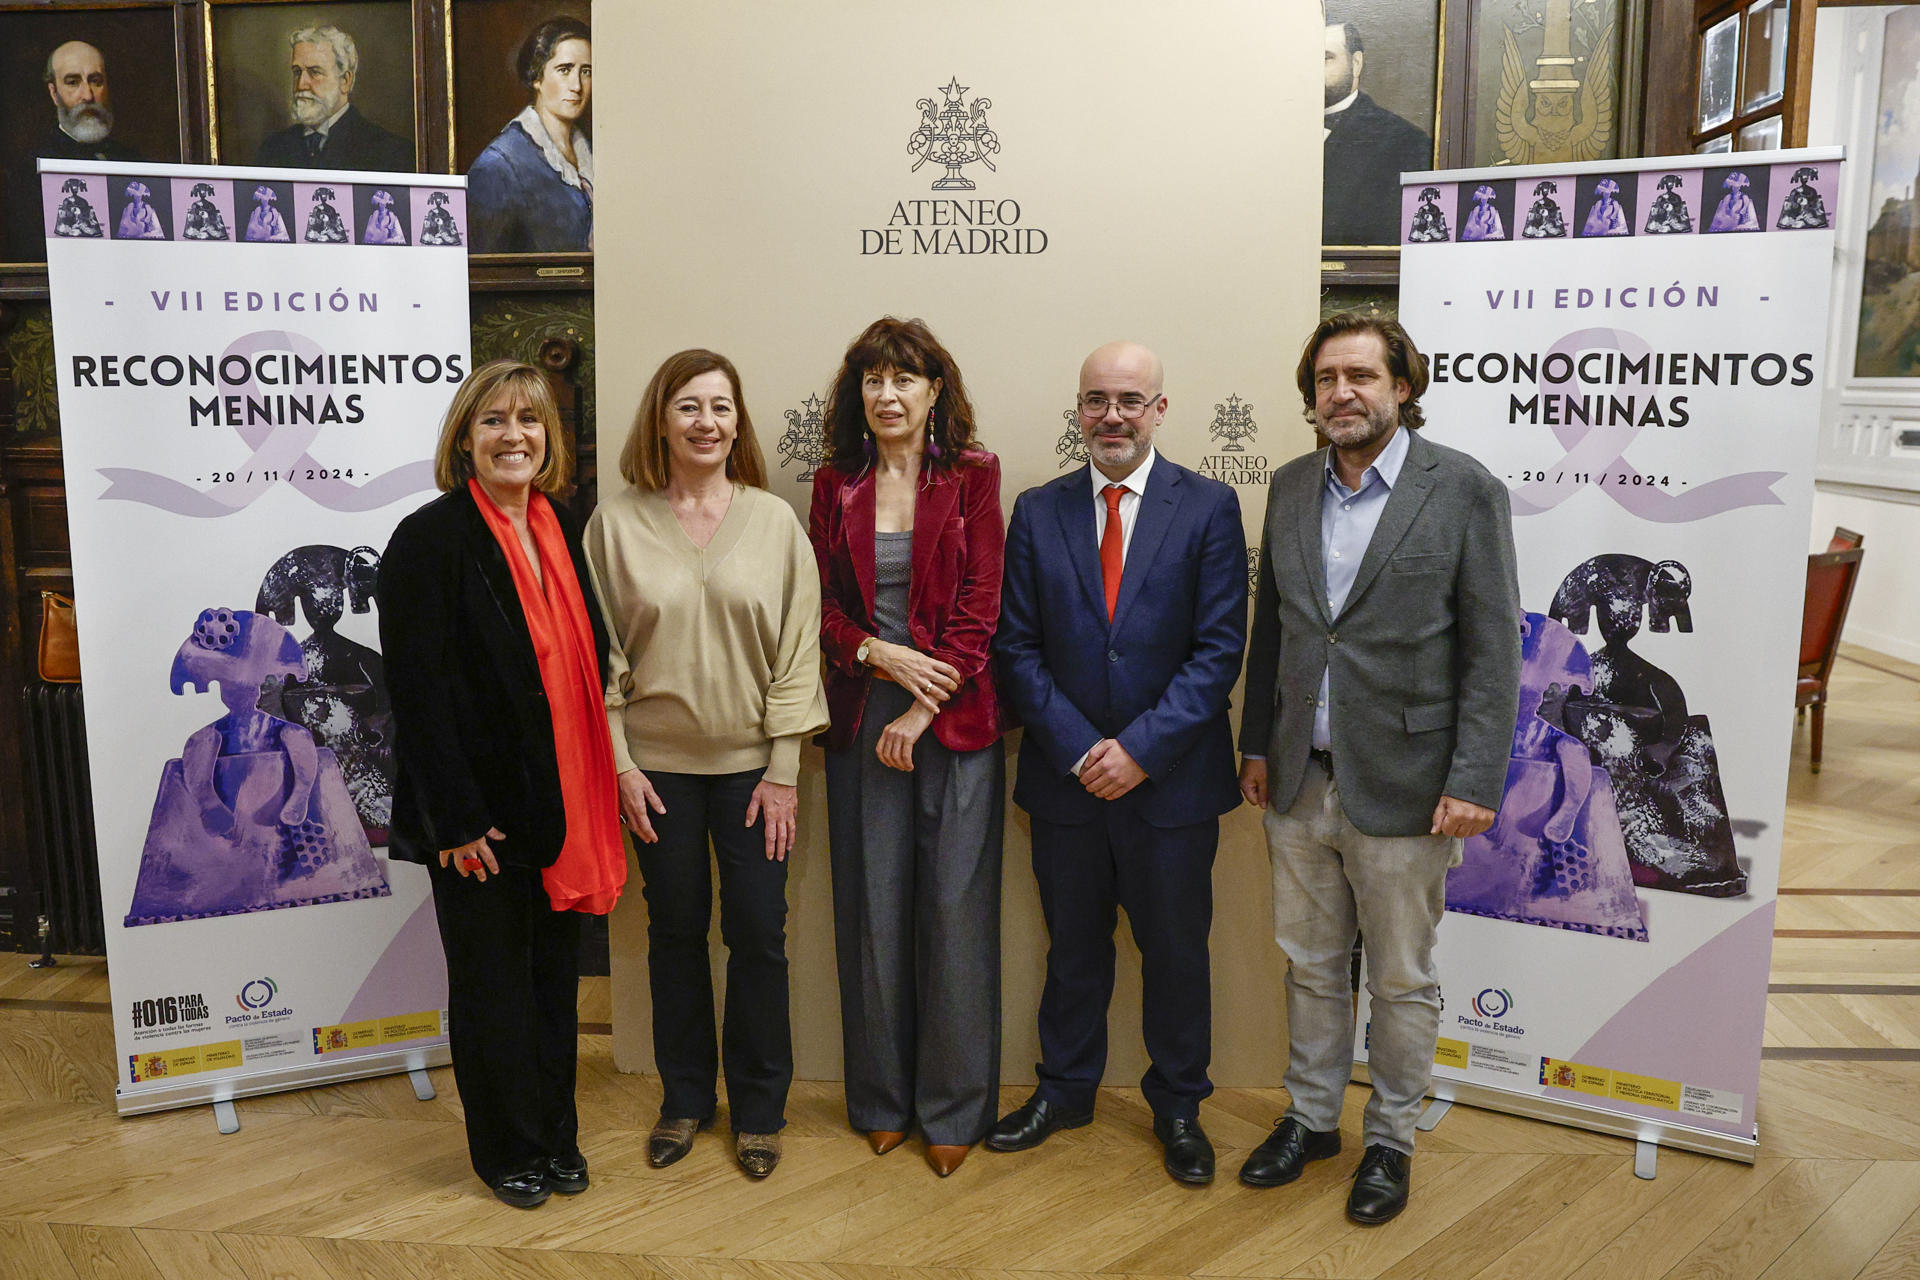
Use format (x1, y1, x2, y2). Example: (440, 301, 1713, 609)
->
(1238, 314, 1520, 1224)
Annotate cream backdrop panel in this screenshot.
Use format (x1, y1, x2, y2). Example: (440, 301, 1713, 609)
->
(594, 0, 1322, 1091)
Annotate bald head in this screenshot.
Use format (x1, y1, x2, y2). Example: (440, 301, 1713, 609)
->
(1077, 341, 1167, 481)
(1080, 341, 1164, 397)
(46, 41, 113, 142)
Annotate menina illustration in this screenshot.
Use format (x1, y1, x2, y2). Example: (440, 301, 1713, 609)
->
(1446, 612, 1648, 940)
(304, 187, 350, 244)
(245, 186, 289, 243)
(183, 182, 231, 241)
(255, 546, 394, 841)
(1548, 555, 1747, 897)
(125, 608, 390, 927)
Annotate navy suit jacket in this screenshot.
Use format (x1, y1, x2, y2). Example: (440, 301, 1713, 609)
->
(997, 457, 1247, 828)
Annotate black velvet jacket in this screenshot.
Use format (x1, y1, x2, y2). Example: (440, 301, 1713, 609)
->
(376, 485, 610, 868)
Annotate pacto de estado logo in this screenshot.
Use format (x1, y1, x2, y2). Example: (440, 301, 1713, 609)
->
(1473, 988, 1513, 1019)
(237, 977, 279, 1012)
(862, 76, 1048, 257)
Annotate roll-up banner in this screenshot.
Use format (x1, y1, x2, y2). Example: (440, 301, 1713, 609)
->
(1377, 148, 1841, 1161)
(41, 160, 470, 1115)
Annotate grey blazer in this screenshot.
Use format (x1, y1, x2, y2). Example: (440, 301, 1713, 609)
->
(1240, 429, 1522, 836)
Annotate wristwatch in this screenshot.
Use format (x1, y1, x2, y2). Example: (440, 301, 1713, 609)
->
(856, 636, 874, 666)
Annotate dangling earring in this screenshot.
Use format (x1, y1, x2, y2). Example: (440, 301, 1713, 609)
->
(924, 403, 942, 460)
(861, 430, 876, 462)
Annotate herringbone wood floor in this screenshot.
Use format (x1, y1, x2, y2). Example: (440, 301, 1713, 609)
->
(2, 644, 1916, 1279)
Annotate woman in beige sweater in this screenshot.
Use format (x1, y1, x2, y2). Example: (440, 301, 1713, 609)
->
(584, 349, 826, 1179)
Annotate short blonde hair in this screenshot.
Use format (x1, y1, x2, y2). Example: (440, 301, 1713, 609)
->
(432, 359, 573, 494)
(621, 349, 768, 492)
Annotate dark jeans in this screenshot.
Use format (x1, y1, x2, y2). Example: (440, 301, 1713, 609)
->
(637, 768, 792, 1133)
(427, 859, 582, 1186)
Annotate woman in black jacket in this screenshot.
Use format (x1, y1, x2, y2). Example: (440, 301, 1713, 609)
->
(378, 359, 625, 1208)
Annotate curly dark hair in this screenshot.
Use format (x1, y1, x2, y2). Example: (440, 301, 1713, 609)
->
(516, 17, 589, 98)
(1295, 312, 1428, 430)
(823, 316, 982, 470)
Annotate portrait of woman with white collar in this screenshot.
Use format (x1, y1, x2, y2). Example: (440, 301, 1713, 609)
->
(467, 16, 591, 254)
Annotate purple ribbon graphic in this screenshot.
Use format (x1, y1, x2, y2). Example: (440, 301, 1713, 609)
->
(99, 330, 435, 517)
(1509, 327, 1783, 523)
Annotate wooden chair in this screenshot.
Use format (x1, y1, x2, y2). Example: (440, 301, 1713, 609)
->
(1797, 547, 1865, 771)
(1827, 526, 1864, 552)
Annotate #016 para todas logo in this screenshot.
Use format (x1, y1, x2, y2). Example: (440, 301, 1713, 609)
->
(861, 76, 1049, 257)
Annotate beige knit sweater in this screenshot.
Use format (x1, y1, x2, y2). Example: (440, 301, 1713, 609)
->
(583, 483, 826, 786)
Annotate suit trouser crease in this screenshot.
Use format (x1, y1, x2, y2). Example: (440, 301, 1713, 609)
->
(1028, 809, 1217, 1120)
(428, 860, 582, 1185)
(1266, 758, 1456, 1153)
(825, 683, 1004, 1145)
(636, 768, 792, 1134)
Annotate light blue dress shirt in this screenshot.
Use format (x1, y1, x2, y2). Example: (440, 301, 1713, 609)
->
(1312, 425, 1410, 751)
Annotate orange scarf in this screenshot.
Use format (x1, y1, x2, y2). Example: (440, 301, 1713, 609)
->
(469, 479, 626, 914)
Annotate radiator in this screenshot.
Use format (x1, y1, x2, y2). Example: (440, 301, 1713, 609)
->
(21, 683, 105, 954)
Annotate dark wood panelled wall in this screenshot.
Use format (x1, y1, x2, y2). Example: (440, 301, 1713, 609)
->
(0, 0, 1803, 945)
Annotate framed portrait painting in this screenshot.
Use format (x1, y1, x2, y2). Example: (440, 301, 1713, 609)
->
(211, 0, 417, 173)
(451, 0, 592, 258)
(1468, 0, 1627, 170)
(1855, 5, 1920, 380)
(1322, 0, 1443, 252)
(0, 3, 184, 265)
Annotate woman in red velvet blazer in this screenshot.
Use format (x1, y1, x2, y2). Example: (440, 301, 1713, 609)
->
(808, 317, 1007, 1178)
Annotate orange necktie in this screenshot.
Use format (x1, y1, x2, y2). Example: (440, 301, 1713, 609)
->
(1101, 483, 1126, 621)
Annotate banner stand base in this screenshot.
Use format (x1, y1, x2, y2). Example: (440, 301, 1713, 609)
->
(1415, 1098, 1452, 1132)
(213, 1099, 238, 1135)
(1635, 1139, 1659, 1180)
(409, 1068, 436, 1101)
(118, 1044, 452, 1117)
(1352, 1063, 1759, 1164)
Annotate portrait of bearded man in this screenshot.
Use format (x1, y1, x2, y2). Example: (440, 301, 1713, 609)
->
(253, 22, 411, 172)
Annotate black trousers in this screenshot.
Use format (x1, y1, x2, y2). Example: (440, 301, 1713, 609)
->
(636, 768, 791, 1133)
(1028, 811, 1217, 1121)
(427, 858, 582, 1186)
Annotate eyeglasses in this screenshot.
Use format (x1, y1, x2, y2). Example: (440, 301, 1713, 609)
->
(1077, 391, 1161, 420)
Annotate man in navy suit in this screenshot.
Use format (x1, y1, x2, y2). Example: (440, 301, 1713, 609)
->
(989, 341, 1247, 1184)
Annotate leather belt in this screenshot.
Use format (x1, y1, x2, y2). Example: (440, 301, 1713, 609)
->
(1308, 747, 1334, 772)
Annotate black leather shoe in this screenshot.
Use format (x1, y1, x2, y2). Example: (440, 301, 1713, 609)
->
(1240, 1117, 1342, 1187)
(1347, 1144, 1411, 1224)
(1153, 1116, 1215, 1185)
(489, 1169, 551, 1209)
(984, 1097, 1093, 1152)
(546, 1152, 588, 1194)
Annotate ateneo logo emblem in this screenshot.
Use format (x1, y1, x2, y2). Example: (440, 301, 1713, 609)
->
(1198, 392, 1268, 486)
(777, 393, 831, 480)
(862, 77, 1047, 256)
(1209, 394, 1257, 452)
(909, 78, 1000, 191)
(1055, 407, 1089, 469)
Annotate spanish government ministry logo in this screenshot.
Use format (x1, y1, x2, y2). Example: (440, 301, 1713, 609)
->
(777, 394, 830, 481)
(909, 77, 1000, 191)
